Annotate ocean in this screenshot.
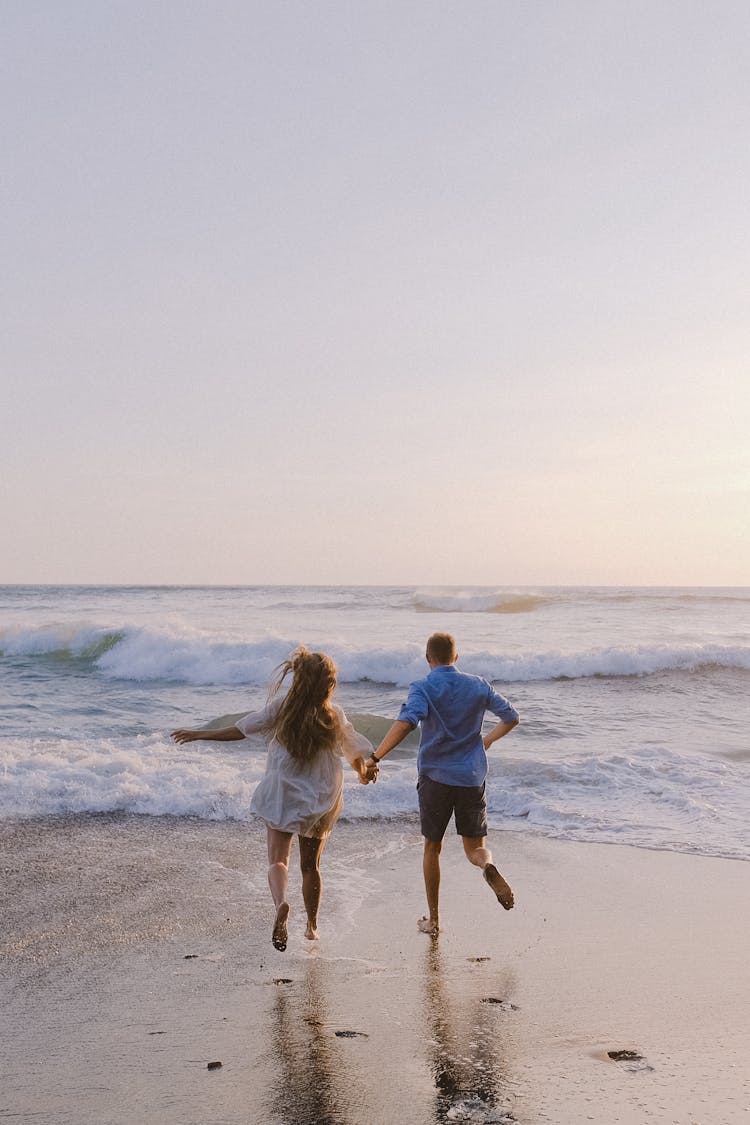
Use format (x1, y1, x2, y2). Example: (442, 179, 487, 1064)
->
(1, 584, 749, 861)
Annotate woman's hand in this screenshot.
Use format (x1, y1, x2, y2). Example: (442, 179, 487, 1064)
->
(360, 757, 380, 784)
(172, 729, 200, 744)
(352, 756, 377, 784)
(171, 726, 245, 744)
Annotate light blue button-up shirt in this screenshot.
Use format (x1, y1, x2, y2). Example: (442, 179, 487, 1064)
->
(398, 664, 519, 787)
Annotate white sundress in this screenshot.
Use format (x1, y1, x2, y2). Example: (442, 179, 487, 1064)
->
(237, 701, 373, 838)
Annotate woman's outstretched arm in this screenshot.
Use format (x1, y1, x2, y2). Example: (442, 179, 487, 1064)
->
(171, 726, 246, 744)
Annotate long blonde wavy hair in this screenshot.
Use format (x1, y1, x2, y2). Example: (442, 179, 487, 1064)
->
(267, 647, 340, 763)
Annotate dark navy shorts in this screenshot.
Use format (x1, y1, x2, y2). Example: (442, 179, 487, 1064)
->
(417, 773, 488, 842)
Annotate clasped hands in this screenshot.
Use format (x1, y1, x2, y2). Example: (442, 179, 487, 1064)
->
(357, 757, 380, 785)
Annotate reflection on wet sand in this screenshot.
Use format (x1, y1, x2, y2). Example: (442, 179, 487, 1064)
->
(268, 957, 350, 1125)
(423, 942, 516, 1124)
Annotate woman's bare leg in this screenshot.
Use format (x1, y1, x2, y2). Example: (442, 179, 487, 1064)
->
(267, 828, 294, 950)
(298, 835, 326, 940)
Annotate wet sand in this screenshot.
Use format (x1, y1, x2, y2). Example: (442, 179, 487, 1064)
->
(2, 814, 749, 1124)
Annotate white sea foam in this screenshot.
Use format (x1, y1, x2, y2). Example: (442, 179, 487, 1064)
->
(3, 585, 750, 863)
(0, 736, 267, 820)
(3, 735, 746, 861)
(2, 622, 749, 685)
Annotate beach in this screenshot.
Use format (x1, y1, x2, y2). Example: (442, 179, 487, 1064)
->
(5, 0, 750, 1110)
(3, 584, 749, 1121)
(3, 813, 748, 1125)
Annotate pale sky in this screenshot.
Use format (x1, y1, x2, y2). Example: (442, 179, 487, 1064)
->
(3, 1, 749, 586)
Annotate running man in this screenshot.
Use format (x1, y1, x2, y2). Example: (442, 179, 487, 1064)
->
(365, 632, 520, 935)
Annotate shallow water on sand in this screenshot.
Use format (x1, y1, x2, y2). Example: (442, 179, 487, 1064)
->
(4, 814, 749, 1124)
(1, 814, 522, 1125)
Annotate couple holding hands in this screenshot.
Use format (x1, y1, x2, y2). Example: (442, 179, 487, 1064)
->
(172, 632, 519, 951)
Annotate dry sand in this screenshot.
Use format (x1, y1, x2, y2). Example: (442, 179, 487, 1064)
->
(2, 813, 748, 1124)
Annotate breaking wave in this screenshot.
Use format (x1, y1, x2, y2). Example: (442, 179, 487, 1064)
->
(2, 623, 750, 687)
(413, 589, 549, 614)
(2, 735, 747, 860)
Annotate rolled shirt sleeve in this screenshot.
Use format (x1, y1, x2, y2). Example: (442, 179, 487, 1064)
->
(486, 684, 519, 725)
(397, 684, 429, 728)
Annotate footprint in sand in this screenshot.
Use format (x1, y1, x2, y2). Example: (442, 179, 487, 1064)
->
(442, 1094, 515, 1122)
(608, 1049, 654, 1073)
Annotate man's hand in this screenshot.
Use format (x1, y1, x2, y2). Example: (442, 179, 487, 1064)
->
(353, 757, 378, 784)
(483, 718, 519, 751)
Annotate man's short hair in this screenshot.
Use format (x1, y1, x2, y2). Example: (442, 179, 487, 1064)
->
(426, 632, 457, 665)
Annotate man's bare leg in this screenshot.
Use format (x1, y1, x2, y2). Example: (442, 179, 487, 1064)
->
(299, 835, 326, 940)
(267, 828, 294, 950)
(462, 835, 514, 910)
(419, 838, 442, 935)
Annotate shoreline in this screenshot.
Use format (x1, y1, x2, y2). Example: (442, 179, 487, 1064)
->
(3, 814, 749, 1123)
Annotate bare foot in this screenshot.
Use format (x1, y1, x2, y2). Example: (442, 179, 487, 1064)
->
(272, 902, 290, 951)
(417, 915, 439, 936)
(304, 921, 319, 941)
(483, 864, 514, 910)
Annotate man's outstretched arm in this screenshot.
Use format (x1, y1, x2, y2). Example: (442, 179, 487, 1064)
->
(361, 719, 415, 779)
(374, 719, 415, 762)
(365, 683, 425, 779)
